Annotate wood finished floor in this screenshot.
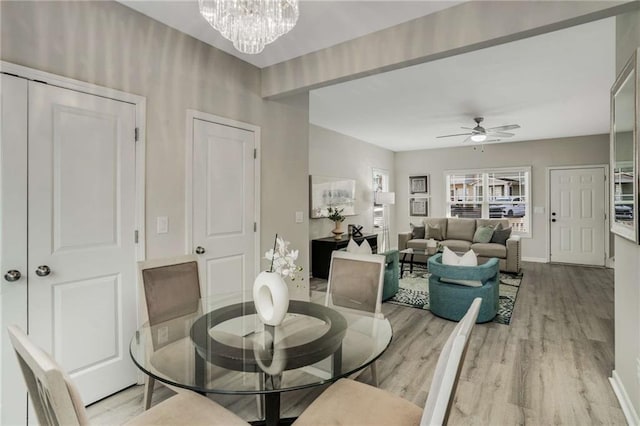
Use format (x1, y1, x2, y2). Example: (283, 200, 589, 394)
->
(87, 262, 625, 425)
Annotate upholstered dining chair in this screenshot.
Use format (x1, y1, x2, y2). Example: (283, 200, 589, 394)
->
(7, 325, 249, 426)
(326, 251, 386, 386)
(137, 255, 203, 409)
(293, 298, 482, 426)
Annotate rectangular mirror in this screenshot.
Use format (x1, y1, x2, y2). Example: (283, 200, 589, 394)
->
(611, 48, 639, 242)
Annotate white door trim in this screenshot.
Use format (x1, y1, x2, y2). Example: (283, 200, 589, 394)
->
(185, 109, 261, 278)
(546, 164, 610, 265)
(0, 60, 147, 311)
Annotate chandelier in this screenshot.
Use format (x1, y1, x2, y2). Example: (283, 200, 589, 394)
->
(198, 0, 299, 55)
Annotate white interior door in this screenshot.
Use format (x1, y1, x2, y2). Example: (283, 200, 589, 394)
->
(0, 74, 29, 426)
(192, 118, 256, 297)
(549, 167, 606, 266)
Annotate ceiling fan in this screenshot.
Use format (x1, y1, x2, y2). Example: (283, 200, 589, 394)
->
(436, 117, 520, 143)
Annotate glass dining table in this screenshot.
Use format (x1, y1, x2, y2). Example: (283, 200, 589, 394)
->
(129, 292, 393, 426)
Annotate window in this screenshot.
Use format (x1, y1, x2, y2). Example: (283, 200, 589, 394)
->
(445, 167, 530, 235)
(372, 168, 389, 229)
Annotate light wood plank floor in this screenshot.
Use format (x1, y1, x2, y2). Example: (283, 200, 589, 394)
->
(87, 262, 625, 425)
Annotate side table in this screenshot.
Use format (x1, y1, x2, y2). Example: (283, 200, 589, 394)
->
(311, 234, 378, 279)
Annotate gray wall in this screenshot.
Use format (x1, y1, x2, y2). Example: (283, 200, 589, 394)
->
(0, 1, 310, 297)
(394, 134, 610, 260)
(308, 124, 395, 245)
(614, 7, 640, 420)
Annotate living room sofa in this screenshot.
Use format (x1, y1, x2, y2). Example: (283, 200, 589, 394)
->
(398, 218, 521, 273)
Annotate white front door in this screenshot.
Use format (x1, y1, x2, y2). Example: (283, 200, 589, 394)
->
(1, 76, 139, 424)
(549, 167, 606, 266)
(191, 117, 256, 297)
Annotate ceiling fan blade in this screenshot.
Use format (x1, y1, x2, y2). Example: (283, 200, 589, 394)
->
(487, 124, 520, 131)
(460, 127, 474, 130)
(461, 136, 473, 143)
(488, 131, 515, 137)
(436, 132, 473, 138)
(484, 139, 501, 143)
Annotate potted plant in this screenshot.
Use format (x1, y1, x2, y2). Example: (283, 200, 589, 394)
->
(327, 207, 346, 239)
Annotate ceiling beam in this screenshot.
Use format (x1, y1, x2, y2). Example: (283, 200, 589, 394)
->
(261, 0, 639, 100)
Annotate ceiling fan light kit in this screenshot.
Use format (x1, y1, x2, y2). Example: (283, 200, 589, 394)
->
(199, 0, 299, 55)
(437, 116, 520, 145)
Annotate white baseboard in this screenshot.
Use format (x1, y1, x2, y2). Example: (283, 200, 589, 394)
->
(610, 370, 640, 426)
(521, 256, 547, 263)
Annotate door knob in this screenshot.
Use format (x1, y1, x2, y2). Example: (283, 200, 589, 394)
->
(4, 270, 21, 282)
(552, 212, 556, 216)
(551, 219, 556, 223)
(35, 265, 51, 277)
(195, 246, 206, 255)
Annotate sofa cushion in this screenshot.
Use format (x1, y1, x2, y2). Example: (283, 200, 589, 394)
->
(476, 218, 510, 230)
(471, 243, 507, 258)
(491, 227, 513, 245)
(446, 218, 476, 241)
(440, 239, 472, 252)
(423, 218, 447, 239)
(406, 239, 429, 250)
(410, 223, 425, 239)
(426, 224, 443, 240)
(473, 225, 495, 243)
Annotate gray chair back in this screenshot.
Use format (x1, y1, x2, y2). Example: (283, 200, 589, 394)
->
(326, 251, 386, 315)
(420, 298, 481, 426)
(7, 325, 89, 426)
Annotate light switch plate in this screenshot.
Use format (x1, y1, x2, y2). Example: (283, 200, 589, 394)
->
(157, 216, 168, 234)
(295, 211, 304, 223)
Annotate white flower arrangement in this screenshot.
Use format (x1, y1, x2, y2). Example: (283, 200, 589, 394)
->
(264, 235, 304, 281)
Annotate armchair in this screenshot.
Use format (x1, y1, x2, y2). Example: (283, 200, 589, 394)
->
(382, 249, 399, 301)
(428, 253, 500, 323)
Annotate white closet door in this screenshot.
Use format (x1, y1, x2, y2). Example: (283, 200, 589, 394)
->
(0, 74, 29, 426)
(192, 118, 256, 297)
(27, 81, 138, 404)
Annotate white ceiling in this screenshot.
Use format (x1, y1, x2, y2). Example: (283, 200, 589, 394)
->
(118, 1, 615, 152)
(118, 0, 462, 68)
(310, 17, 616, 151)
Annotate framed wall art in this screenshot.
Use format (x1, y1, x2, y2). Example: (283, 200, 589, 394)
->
(409, 197, 429, 217)
(409, 175, 429, 195)
(309, 175, 356, 218)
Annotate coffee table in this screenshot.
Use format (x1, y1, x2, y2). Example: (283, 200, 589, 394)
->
(399, 248, 436, 276)
(129, 292, 392, 426)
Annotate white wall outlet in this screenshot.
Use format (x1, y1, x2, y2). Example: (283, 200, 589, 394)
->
(295, 211, 304, 223)
(157, 326, 169, 345)
(156, 216, 168, 234)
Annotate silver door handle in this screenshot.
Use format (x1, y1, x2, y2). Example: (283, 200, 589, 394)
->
(4, 270, 21, 282)
(195, 246, 206, 255)
(35, 265, 51, 277)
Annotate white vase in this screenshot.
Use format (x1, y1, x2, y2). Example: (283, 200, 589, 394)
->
(253, 271, 289, 326)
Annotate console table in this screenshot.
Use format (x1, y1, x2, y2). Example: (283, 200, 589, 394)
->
(311, 234, 378, 279)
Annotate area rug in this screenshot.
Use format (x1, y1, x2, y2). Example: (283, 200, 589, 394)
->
(388, 268, 522, 325)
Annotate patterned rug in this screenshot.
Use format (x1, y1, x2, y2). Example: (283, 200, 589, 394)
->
(388, 268, 522, 325)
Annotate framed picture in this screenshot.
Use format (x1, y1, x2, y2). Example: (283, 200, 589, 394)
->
(409, 197, 429, 217)
(409, 175, 429, 194)
(309, 175, 356, 218)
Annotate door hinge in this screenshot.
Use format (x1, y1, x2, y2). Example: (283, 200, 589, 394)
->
(135, 127, 139, 142)
(253, 148, 257, 159)
(134, 230, 139, 244)
(254, 222, 257, 232)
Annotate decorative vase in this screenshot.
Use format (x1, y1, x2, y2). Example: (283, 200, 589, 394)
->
(331, 221, 344, 240)
(253, 271, 289, 326)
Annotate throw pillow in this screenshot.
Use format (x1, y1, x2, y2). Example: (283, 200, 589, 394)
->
(473, 225, 495, 244)
(346, 238, 373, 255)
(426, 224, 443, 240)
(441, 247, 478, 266)
(491, 226, 513, 245)
(440, 247, 481, 287)
(410, 223, 425, 239)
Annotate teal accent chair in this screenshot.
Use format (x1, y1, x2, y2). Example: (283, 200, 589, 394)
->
(427, 253, 499, 323)
(382, 249, 399, 301)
